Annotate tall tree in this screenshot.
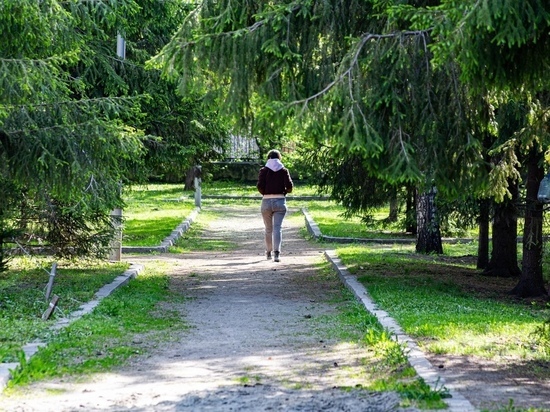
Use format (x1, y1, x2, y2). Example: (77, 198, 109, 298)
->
(431, 0, 550, 297)
(0, 0, 144, 265)
(119, 0, 230, 183)
(154, 0, 488, 254)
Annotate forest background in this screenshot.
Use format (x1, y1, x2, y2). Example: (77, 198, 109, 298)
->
(0, 0, 549, 302)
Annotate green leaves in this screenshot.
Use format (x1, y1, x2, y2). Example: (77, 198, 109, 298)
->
(432, 0, 550, 91)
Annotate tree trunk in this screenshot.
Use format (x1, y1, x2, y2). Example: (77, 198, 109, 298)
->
(388, 189, 398, 222)
(184, 166, 199, 191)
(483, 182, 521, 277)
(406, 185, 417, 235)
(477, 199, 490, 270)
(416, 186, 443, 254)
(509, 148, 548, 298)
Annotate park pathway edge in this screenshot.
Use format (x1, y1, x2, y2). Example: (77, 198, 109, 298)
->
(304, 207, 476, 410)
(324, 250, 477, 412)
(0, 263, 144, 393)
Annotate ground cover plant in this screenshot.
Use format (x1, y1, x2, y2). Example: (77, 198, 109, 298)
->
(304, 201, 414, 239)
(3, 261, 187, 391)
(122, 182, 320, 248)
(123, 184, 196, 246)
(333, 244, 550, 379)
(170, 206, 238, 253)
(0, 258, 128, 364)
(304, 201, 487, 240)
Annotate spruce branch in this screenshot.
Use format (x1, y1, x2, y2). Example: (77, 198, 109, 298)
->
(290, 30, 429, 107)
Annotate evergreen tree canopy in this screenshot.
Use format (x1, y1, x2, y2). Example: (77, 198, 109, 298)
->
(0, 0, 143, 209)
(154, 0, 486, 195)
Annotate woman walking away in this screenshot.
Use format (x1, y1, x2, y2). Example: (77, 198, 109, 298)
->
(256, 149, 294, 262)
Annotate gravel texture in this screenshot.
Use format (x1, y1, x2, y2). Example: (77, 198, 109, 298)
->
(1, 203, 548, 411)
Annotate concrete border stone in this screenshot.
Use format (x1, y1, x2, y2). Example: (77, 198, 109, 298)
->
(302, 207, 478, 245)
(306, 208, 476, 409)
(0, 263, 144, 392)
(122, 207, 200, 254)
(324, 250, 477, 411)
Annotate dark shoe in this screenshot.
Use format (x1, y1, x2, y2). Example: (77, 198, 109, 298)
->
(266, 251, 272, 260)
(274, 251, 280, 262)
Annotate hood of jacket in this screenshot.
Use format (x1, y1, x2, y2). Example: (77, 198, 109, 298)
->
(265, 158, 284, 172)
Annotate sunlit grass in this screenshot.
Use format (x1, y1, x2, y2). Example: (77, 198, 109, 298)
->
(123, 183, 196, 246)
(309, 264, 448, 409)
(305, 201, 483, 239)
(0, 258, 128, 363)
(201, 180, 322, 197)
(305, 201, 412, 239)
(4, 262, 187, 389)
(170, 209, 236, 253)
(334, 245, 550, 365)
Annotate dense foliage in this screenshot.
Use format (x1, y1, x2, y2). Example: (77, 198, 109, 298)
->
(154, 0, 550, 296)
(0, 0, 229, 269)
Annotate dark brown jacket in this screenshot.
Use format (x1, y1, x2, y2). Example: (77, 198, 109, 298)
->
(256, 167, 293, 196)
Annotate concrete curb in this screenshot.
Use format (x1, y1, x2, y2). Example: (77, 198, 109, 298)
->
(308, 205, 477, 410)
(122, 207, 200, 254)
(1, 207, 199, 390)
(324, 250, 477, 412)
(302, 208, 478, 245)
(0, 263, 144, 392)
(302, 207, 415, 245)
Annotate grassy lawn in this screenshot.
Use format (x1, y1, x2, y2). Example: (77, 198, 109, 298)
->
(123, 183, 196, 246)
(201, 180, 323, 197)
(3, 260, 187, 389)
(2, 181, 550, 409)
(333, 244, 550, 370)
(0, 258, 129, 364)
(305, 201, 484, 239)
(122, 182, 321, 247)
(304, 201, 415, 239)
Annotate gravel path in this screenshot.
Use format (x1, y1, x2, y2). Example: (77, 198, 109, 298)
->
(0, 204, 420, 411)
(2, 203, 548, 411)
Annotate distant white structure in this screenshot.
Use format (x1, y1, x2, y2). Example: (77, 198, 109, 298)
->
(226, 135, 260, 161)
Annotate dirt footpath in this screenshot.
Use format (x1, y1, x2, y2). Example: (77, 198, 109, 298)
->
(0, 205, 419, 411)
(1, 204, 548, 411)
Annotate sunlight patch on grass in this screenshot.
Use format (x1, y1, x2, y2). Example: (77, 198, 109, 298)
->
(0, 258, 128, 363)
(170, 210, 237, 253)
(5, 264, 187, 389)
(202, 181, 322, 197)
(334, 245, 550, 362)
(123, 184, 196, 246)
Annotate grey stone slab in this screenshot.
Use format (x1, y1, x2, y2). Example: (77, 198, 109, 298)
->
(0, 263, 144, 393)
(324, 249, 477, 412)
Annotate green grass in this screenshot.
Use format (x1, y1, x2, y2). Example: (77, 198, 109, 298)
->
(305, 201, 414, 239)
(0, 258, 128, 363)
(334, 245, 550, 364)
(201, 180, 323, 197)
(170, 209, 236, 253)
(3, 180, 550, 408)
(309, 263, 449, 409)
(123, 183, 196, 246)
(121, 182, 320, 247)
(305, 201, 483, 239)
(4, 261, 187, 389)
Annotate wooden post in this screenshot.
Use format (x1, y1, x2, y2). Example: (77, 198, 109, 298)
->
(194, 165, 202, 208)
(109, 208, 122, 261)
(42, 295, 59, 321)
(45, 262, 57, 301)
